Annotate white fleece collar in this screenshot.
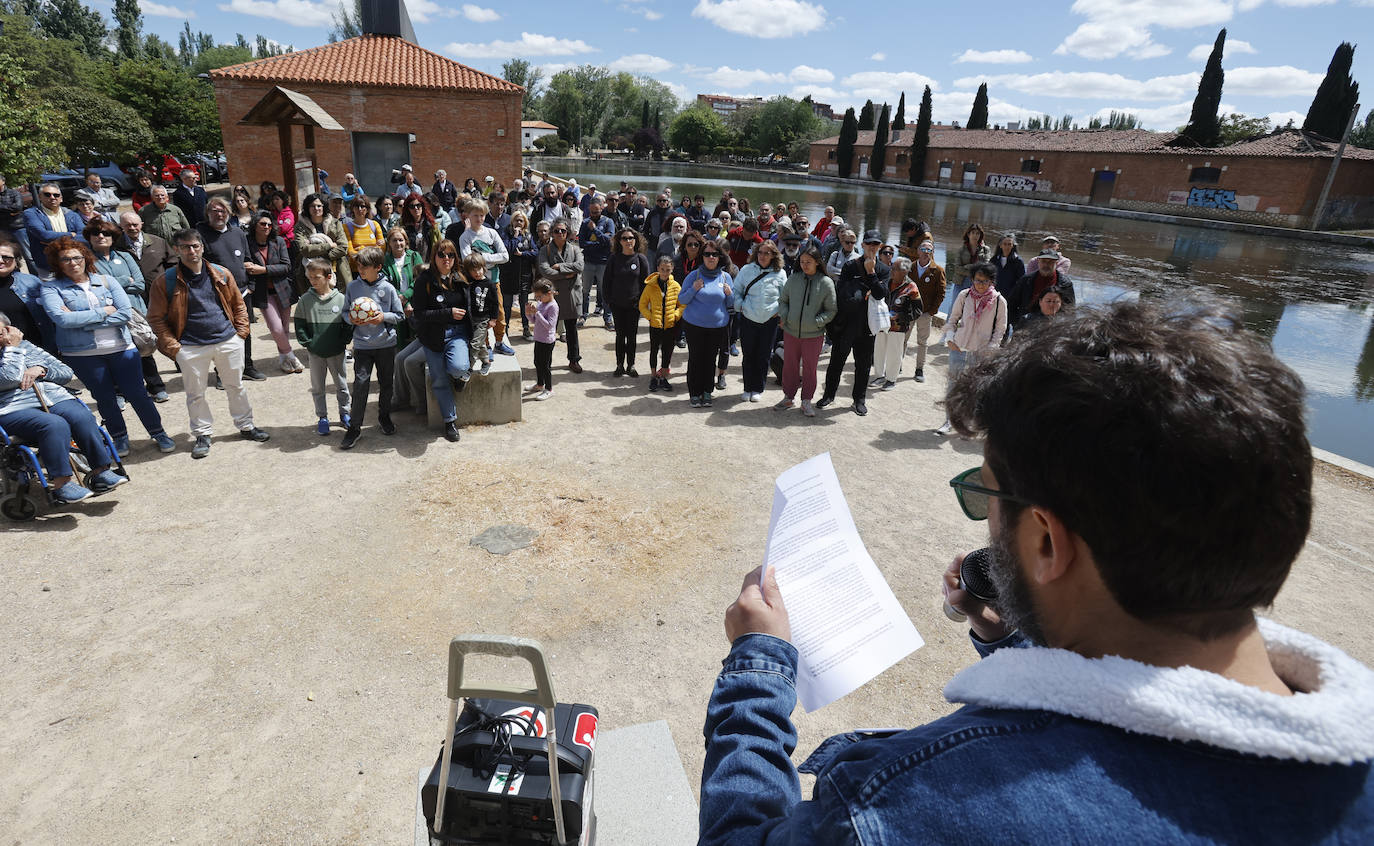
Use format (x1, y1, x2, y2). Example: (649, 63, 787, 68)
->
(943, 619, 1374, 764)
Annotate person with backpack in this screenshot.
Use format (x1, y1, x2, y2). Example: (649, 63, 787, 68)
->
(344, 196, 385, 273)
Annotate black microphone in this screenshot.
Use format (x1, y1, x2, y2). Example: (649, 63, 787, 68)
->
(943, 547, 998, 622)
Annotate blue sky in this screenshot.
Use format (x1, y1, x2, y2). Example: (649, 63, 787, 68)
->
(126, 0, 1373, 131)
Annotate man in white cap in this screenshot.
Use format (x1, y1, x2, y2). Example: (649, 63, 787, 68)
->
(482, 175, 495, 198)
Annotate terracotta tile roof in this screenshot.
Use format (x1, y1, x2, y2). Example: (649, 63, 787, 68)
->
(813, 127, 1374, 160)
(209, 35, 522, 94)
(522, 121, 558, 130)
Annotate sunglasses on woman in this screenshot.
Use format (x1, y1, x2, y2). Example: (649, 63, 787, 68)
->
(702, 252, 721, 259)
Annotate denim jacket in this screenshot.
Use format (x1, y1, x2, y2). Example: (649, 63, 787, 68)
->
(38, 274, 133, 354)
(700, 621, 1374, 844)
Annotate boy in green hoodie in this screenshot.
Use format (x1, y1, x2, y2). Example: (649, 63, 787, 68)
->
(294, 258, 353, 435)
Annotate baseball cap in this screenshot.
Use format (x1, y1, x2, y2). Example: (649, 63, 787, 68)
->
(862, 229, 883, 244)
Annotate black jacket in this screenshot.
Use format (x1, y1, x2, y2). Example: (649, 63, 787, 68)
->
(432, 179, 459, 212)
(605, 250, 649, 310)
(246, 233, 291, 303)
(993, 252, 1025, 296)
(1008, 269, 1075, 327)
(0, 187, 23, 231)
(411, 268, 472, 351)
(174, 184, 208, 227)
(197, 223, 250, 291)
(831, 256, 890, 335)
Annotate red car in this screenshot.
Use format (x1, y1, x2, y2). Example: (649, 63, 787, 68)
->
(130, 155, 199, 185)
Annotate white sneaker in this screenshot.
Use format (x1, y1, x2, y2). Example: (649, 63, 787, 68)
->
(801, 400, 816, 417)
(748, 392, 760, 403)
(535, 390, 552, 401)
(279, 356, 294, 373)
(740, 391, 752, 402)
(935, 421, 952, 435)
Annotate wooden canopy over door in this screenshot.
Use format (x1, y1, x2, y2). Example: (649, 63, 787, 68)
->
(236, 86, 345, 210)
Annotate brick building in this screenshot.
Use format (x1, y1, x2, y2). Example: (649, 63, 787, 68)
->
(697, 94, 764, 119)
(210, 31, 522, 203)
(809, 128, 1374, 229)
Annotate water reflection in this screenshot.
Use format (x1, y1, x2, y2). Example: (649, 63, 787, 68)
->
(534, 159, 1374, 465)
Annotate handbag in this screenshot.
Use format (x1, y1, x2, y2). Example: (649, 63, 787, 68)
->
(127, 308, 158, 356)
(867, 291, 891, 336)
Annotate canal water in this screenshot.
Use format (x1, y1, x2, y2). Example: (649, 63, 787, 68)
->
(531, 158, 1374, 466)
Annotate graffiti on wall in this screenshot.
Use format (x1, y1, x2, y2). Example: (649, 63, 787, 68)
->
(985, 173, 1050, 193)
(1185, 187, 1238, 210)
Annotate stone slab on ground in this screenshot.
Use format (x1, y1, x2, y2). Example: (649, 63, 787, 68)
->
(414, 720, 697, 846)
(425, 350, 523, 428)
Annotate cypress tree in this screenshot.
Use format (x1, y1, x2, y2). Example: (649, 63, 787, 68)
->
(910, 86, 933, 185)
(653, 106, 661, 133)
(893, 92, 906, 130)
(1303, 42, 1360, 140)
(858, 100, 875, 130)
(641, 100, 650, 130)
(871, 103, 890, 182)
(837, 107, 858, 179)
(1182, 28, 1226, 146)
(967, 83, 989, 130)
(112, 0, 143, 58)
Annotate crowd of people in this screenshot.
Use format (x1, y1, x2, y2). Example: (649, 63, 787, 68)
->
(0, 164, 1076, 504)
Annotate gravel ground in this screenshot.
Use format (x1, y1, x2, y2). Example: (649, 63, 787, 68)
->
(5, 316, 1374, 844)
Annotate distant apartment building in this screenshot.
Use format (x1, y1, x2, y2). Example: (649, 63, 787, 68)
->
(810, 101, 835, 121)
(697, 94, 764, 118)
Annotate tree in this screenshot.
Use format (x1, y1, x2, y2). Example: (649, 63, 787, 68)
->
(893, 91, 906, 130)
(533, 133, 569, 156)
(112, 0, 142, 58)
(46, 85, 154, 168)
(837, 107, 858, 178)
(1214, 113, 1272, 145)
(1303, 42, 1360, 140)
(192, 45, 253, 76)
(329, 0, 361, 42)
(632, 127, 664, 158)
(640, 99, 650, 129)
(103, 59, 222, 152)
(177, 21, 194, 65)
(870, 103, 890, 182)
(144, 34, 178, 64)
(255, 35, 287, 58)
(858, 99, 875, 131)
(0, 54, 68, 181)
(501, 58, 545, 121)
(966, 83, 989, 130)
(1181, 28, 1226, 146)
(653, 105, 661, 133)
(37, 0, 106, 56)
(234, 33, 250, 51)
(909, 86, 932, 185)
(668, 106, 726, 158)
(1351, 110, 1374, 150)
(1089, 111, 1142, 130)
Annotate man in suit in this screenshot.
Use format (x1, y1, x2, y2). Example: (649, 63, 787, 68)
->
(22, 183, 86, 276)
(172, 167, 208, 227)
(118, 211, 175, 283)
(432, 169, 458, 213)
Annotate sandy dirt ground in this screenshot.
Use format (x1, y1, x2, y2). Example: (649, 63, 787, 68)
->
(5, 317, 1374, 844)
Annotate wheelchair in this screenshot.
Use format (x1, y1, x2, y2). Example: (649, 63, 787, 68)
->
(0, 419, 128, 521)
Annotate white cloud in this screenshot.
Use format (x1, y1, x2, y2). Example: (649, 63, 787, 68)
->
(691, 0, 827, 38)
(788, 85, 848, 104)
(869, 52, 886, 61)
(1226, 65, 1324, 97)
(444, 32, 598, 59)
(608, 53, 674, 74)
(1054, 21, 1171, 60)
(1265, 110, 1305, 127)
(957, 70, 1198, 101)
(621, 2, 664, 19)
(406, 0, 460, 22)
(216, 0, 331, 27)
(842, 70, 939, 99)
(790, 64, 834, 84)
(1083, 100, 1238, 129)
(141, 0, 194, 18)
(1055, 0, 1235, 59)
(1187, 38, 1256, 61)
(461, 3, 499, 21)
(540, 62, 577, 75)
(698, 66, 786, 88)
(955, 49, 1032, 64)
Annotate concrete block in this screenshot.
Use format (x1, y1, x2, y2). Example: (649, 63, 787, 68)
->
(424, 350, 523, 428)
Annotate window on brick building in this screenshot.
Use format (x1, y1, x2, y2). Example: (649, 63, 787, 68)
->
(896, 153, 908, 163)
(1189, 166, 1221, 184)
(1021, 159, 1042, 173)
(828, 149, 835, 160)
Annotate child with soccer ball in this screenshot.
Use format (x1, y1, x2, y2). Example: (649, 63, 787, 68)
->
(293, 258, 353, 436)
(461, 254, 499, 378)
(340, 246, 406, 449)
(525, 279, 558, 400)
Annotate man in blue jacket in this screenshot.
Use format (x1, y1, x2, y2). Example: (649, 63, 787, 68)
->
(700, 300, 1374, 844)
(22, 183, 86, 276)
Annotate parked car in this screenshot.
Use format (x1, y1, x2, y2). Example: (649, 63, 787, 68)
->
(37, 168, 84, 202)
(133, 154, 198, 185)
(73, 161, 134, 195)
(184, 153, 226, 184)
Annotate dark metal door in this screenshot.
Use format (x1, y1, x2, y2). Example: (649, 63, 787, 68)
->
(351, 132, 411, 201)
(1090, 171, 1116, 206)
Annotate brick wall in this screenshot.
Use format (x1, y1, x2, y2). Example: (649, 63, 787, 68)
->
(808, 139, 1374, 227)
(213, 80, 521, 200)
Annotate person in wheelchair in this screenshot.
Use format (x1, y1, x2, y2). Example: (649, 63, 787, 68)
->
(0, 312, 125, 504)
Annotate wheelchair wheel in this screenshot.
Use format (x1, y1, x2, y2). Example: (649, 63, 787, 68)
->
(1, 494, 38, 522)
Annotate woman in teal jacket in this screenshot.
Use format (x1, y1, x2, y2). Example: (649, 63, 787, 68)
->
(774, 245, 836, 417)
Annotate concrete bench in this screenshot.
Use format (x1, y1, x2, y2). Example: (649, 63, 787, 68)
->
(424, 350, 523, 428)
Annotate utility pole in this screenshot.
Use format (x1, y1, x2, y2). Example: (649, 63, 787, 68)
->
(1311, 101, 1361, 231)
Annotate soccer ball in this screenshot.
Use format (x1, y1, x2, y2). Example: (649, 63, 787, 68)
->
(349, 296, 381, 323)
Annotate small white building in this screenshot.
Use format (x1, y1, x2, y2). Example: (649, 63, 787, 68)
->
(521, 120, 559, 150)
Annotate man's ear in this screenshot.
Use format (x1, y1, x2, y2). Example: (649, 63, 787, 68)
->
(1023, 506, 1077, 586)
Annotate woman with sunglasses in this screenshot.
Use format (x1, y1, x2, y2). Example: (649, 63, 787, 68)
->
(732, 240, 786, 402)
(244, 211, 300, 373)
(604, 228, 648, 377)
(399, 195, 439, 262)
(85, 220, 168, 401)
(410, 240, 469, 442)
(38, 237, 174, 456)
(677, 242, 733, 408)
(344, 195, 385, 270)
(383, 228, 428, 415)
(0, 236, 47, 351)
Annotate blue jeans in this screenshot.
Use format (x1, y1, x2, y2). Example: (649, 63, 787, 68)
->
(422, 325, 470, 423)
(1, 399, 112, 478)
(64, 347, 165, 440)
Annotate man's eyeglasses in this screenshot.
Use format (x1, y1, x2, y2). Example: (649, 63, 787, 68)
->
(41, 192, 61, 199)
(949, 467, 1029, 521)
(552, 229, 568, 235)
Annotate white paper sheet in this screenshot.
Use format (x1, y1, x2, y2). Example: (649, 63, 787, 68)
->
(763, 453, 924, 712)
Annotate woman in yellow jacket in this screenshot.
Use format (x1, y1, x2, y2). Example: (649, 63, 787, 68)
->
(344, 195, 386, 273)
(639, 254, 683, 392)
